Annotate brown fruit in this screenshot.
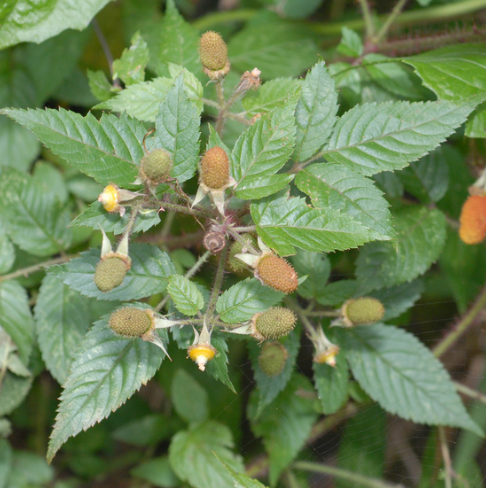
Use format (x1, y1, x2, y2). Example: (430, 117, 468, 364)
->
(255, 254, 298, 294)
(200, 146, 230, 190)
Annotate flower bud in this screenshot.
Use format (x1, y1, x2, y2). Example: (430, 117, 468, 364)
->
(200, 146, 230, 190)
(459, 194, 486, 245)
(343, 297, 385, 326)
(258, 341, 288, 376)
(199, 31, 229, 72)
(94, 256, 130, 292)
(109, 307, 153, 337)
(139, 149, 173, 185)
(188, 343, 217, 371)
(251, 307, 296, 341)
(255, 254, 298, 294)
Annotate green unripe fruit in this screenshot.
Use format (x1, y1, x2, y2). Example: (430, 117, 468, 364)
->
(227, 234, 257, 274)
(109, 307, 152, 337)
(255, 254, 298, 294)
(344, 297, 385, 326)
(199, 31, 228, 71)
(140, 149, 173, 184)
(253, 307, 297, 340)
(94, 257, 128, 292)
(258, 341, 288, 376)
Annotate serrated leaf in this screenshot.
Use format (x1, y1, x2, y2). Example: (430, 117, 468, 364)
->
(403, 44, 486, 100)
(0, 438, 11, 488)
(232, 90, 298, 199)
(398, 145, 450, 203)
(296, 163, 395, 241)
(242, 78, 301, 117)
(0, 167, 72, 256)
(1, 108, 145, 186)
(0, 0, 113, 49)
(215, 454, 268, 488)
(150, 0, 201, 78)
(47, 318, 166, 462)
(206, 336, 235, 393)
(313, 350, 349, 415)
(88, 69, 114, 102)
(112, 32, 149, 86)
(169, 421, 244, 488)
(251, 192, 376, 255)
(248, 374, 318, 485)
(0, 232, 15, 274)
(294, 61, 338, 163)
(316, 280, 358, 307)
(0, 282, 34, 366)
(155, 75, 200, 183)
(49, 244, 176, 301)
(290, 250, 331, 300)
(171, 369, 208, 424)
(34, 276, 92, 384)
(355, 206, 447, 292)
(249, 331, 300, 418)
(131, 456, 180, 488)
(216, 278, 284, 324)
(322, 99, 478, 176)
(167, 275, 204, 316)
(466, 102, 486, 138)
(70, 202, 161, 235)
(233, 174, 295, 200)
(227, 16, 317, 79)
(336, 324, 482, 435)
(337, 27, 363, 57)
(0, 369, 32, 417)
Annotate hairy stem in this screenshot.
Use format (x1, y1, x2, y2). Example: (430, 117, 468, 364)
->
(433, 284, 486, 357)
(454, 381, 486, 406)
(373, 0, 409, 44)
(232, 225, 256, 233)
(438, 427, 453, 488)
(0, 255, 77, 284)
(293, 461, 406, 488)
(215, 80, 226, 135)
(149, 200, 213, 219)
(205, 244, 229, 323)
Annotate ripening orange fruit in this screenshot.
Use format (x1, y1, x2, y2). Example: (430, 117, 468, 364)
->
(459, 194, 486, 245)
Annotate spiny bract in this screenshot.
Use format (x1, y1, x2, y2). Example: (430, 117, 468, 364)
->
(94, 257, 128, 292)
(109, 308, 152, 337)
(199, 31, 228, 71)
(459, 194, 486, 245)
(255, 254, 298, 294)
(140, 149, 173, 184)
(258, 341, 288, 376)
(254, 307, 297, 339)
(344, 297, 385, 326)
(200, 146, 230, 190)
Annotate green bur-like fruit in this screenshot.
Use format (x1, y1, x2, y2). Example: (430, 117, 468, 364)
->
(199, 31, 228, 71)
(140, 149, 173, 184)
(94, 257, 128, 292)
(227, 234, 257, 274)
(344, 297, 385, 326)
(109, 307, 152, 337)
(258, 341, 288, 376)
(254, 307, 297, 339)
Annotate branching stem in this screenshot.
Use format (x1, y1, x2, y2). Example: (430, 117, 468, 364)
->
(373, 0, 409, 44)
(205, 244, 229, 324)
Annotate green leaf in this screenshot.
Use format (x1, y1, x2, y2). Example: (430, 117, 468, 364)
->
(112, 32, 149, 86)
(167, 275, 204, 316)
(242, 78, 301, 117)
(0, 281, 34, 365)
(169, 420, 244, 488)
(0, 0, 113, 49)
(149, 0, 200, 78)
(227, 15, 318, 79)
(466, 102, 486, 138)
(313, 349, 349, 415)
(249, 330, 300, 417)
(337, 27, 363, 57)
(216, 278, 284, 324)
(114, 414, 180, 447)
(0, 167, 72, 256)
(251, 192, 376, 255)
(131, 456, 180, 488)
(336, 324, 482, 435)
(398, 145, 450, 203)
(337, 405, 386, 488)
(171, 369, 209, 424)
(206, 336, 236, 393)
(0, 232, 15, 274)
(316, 280, 358, 307)
(0, 368, 32, 417)
(215, 454, 268, 488)
(296, 163, 395, 241)
(248, 374, 318, 485)
(33, 161, 68, 204)
(87, 69, 114, 102)
(0, 439, 11, 488)
(322, 99, 478, 176)
(355, 206, 447, 292)
(49, 244, 176, 301)
(70, 202, 161, 235)
(0, 108, 144, 186)
(290, 250, 331, 300)
(373, 171, 404, 199)
(294, 61, 338, 163)
(6, 451, 54, 488)
(402, 44, 486, 100)
(155, 75, 200, 183)
(232, 90, 298, 200)
(47, 318, 166, 462)
(34, 276, 93, 384)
